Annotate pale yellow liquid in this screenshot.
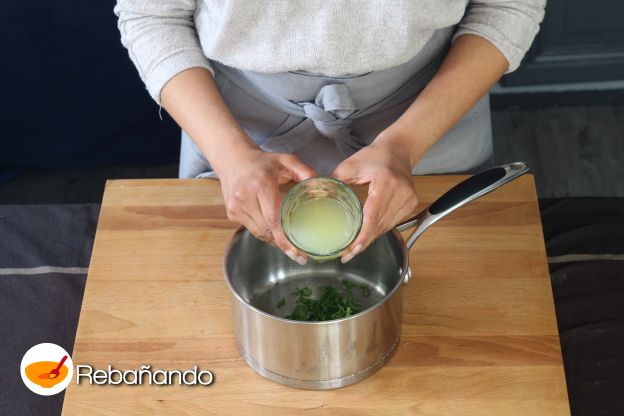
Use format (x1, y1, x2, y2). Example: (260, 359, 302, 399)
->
(289, 197, 355, 256)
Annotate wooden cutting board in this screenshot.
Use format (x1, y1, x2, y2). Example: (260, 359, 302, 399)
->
(62, 176, 570, 415)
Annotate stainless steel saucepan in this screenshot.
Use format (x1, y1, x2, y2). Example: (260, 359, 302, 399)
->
(223, 162, 529, 389)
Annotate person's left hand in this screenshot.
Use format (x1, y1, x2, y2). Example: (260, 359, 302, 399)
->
(332, 140, 420, 263)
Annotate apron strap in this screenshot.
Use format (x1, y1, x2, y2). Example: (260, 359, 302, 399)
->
(300, 84, 354, 141)
(256, 82, 364, 155)
(211, 39, 449, 156)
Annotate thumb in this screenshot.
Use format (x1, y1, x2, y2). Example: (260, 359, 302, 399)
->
(280, 154, 317, 182)
(331, 159, 363, 185)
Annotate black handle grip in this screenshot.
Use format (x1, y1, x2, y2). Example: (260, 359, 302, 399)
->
(428, 167, 507, 215)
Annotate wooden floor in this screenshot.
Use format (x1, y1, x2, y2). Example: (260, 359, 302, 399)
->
(0, 104, 622, 203)
(492, 105, 624, 198)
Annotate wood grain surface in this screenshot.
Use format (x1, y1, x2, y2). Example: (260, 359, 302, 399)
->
(62, 176, 570, 415)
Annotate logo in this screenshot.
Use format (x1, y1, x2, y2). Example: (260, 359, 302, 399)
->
(20, 343, 74, 396)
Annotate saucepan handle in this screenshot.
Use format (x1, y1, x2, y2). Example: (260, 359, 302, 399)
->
(395, 162, 530, 250)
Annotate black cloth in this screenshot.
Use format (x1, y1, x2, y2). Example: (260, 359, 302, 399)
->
(0, 205, 99, 416)
(553, 261, 624, 416)
(541, 198, 624, 258)
(0, 205, 98, 268)
(541, 198, 624, 416)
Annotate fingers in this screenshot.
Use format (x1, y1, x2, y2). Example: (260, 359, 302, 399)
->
(257, 181, 307, 265)
(340, 184, 388, 263)
(227, 190, 305, 265)
(390, 180, 418, 228)
(341, 178, 419, 263)
(334, 157, 382, 263)
(279, 154, 317, 182)
(240, 211, 273, 244)
(388, 187, 420, 229)
(221, 151, 316, 266)
(331, 159, 366, 186)
(225, 190, 272, 242)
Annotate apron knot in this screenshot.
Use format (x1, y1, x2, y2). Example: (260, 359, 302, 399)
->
(300, 84, 355, 141)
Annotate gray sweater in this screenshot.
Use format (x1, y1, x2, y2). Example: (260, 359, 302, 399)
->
(114, 0, 545, 104)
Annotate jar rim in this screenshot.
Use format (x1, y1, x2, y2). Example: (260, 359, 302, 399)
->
(280, 176, 363, 258)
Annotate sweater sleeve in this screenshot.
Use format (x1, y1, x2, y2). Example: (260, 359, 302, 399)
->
(452, 0, 546, 73)
(114, 0, 214, 104)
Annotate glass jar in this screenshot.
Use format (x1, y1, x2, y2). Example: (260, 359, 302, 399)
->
(281, 177, 363, 261)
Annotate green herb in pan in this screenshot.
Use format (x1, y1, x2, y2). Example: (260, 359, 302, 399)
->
(277, 298, 286, 308)
(282, 282, 364, 321)
(359, 283, 370, 298)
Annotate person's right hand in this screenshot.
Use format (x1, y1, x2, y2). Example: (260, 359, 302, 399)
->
(214, 146, 317, 265)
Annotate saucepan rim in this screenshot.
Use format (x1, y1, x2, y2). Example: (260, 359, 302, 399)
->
(222, 226, 409, 325)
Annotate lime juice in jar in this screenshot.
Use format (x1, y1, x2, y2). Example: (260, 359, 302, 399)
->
(281, 177, 362, 261)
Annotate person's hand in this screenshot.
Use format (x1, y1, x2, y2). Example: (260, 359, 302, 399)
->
(332, 140, 419, 263)
(215, 146, 317, 265)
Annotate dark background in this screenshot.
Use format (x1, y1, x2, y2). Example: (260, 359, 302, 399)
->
(0, 0, 623, 201)
(0, 1, 623, 416)
(0, 0, 179, 187)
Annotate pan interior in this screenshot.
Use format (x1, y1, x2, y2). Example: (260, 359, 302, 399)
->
(225, 229, 406, 319)
(249, 270, 385, 317)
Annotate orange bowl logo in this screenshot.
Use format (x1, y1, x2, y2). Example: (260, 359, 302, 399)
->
(20, 343, 73, 396)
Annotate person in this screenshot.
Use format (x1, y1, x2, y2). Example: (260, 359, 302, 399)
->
(114, 0, 545, 264)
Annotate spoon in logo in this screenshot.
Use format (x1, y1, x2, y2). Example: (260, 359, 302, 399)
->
(38, 355, 68, 380)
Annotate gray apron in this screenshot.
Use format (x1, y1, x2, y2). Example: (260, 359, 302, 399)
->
(179, 27, 493, 179)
